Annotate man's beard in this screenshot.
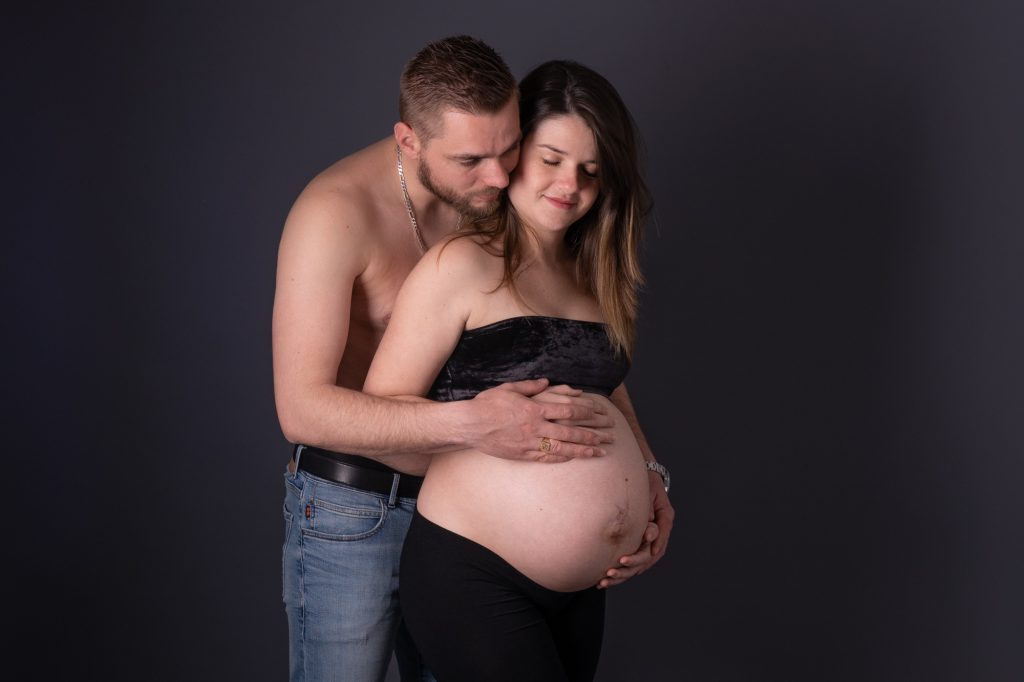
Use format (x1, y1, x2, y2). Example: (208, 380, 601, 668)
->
(418, 158, 502, 220)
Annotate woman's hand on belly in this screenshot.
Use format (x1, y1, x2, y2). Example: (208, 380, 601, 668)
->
(597, 519, 659, 589)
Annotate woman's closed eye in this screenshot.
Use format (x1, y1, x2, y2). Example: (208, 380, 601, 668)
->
(543, 158, 599, 179)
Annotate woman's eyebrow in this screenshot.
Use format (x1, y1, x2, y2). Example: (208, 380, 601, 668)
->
(538, 143, 567, 155)
(538, 143, 598, 165)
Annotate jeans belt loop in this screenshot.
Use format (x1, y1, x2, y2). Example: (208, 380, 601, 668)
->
(387, 473, 400, 508)
(293, 444, 305, 470)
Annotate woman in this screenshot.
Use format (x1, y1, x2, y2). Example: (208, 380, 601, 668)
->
(364, 61, 658, 681)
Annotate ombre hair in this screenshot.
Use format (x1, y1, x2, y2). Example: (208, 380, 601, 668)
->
(466, 60, 652, 357)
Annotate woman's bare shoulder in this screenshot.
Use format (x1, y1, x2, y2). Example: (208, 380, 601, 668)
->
(420, 233, 505, 280)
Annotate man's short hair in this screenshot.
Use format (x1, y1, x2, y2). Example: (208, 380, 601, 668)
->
(399, 35, 516, 143)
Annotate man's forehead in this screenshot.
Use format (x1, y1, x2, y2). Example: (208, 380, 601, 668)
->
(431, 104, 520, 154)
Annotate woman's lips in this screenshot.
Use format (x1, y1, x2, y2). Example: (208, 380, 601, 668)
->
(545, 196, 576, 210)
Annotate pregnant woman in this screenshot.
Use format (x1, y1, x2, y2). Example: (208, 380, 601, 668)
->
(363, 60, 669, 681)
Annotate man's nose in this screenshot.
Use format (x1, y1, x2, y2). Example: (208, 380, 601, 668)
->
(481, 159, 510, 189)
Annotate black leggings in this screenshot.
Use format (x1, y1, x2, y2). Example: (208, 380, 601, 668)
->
(400, 511, 605, 682)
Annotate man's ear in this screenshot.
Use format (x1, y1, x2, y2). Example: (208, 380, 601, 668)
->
(394, 121, 423, 159)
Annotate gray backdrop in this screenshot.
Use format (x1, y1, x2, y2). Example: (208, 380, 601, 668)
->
(10, 1, 1023, 680)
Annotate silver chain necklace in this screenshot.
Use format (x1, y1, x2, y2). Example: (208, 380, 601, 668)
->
(396, 145, 463, 255)
(396, 145, 429, 254)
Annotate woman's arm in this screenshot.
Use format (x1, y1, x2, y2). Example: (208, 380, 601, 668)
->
(363, 237, 482, 399)
(364, 237, 615, 463)
(598, 384, 675, 588)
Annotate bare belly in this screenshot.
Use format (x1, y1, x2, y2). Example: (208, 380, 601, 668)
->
(415, 395, 650, 592)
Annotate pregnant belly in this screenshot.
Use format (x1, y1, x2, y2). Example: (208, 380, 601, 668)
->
(415, 395, 651, 592)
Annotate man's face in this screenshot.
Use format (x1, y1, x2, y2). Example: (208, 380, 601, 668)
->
(417, 97, 521, 219)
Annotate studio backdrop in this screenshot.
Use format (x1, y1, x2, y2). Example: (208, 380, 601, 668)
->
(9, 1, 1023, 680)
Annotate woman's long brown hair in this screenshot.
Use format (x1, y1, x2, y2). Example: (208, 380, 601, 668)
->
(459, 60, 652, 357)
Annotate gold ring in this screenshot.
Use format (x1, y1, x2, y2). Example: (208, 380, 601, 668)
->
(539, 437, 553, 452)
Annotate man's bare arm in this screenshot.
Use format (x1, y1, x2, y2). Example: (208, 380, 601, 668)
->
(597, 384, 675, 588)
(358, 235, 615, 464)
(272, 184, 610, 465)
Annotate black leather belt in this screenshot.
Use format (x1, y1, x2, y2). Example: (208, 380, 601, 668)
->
(293, 445, 424, 499)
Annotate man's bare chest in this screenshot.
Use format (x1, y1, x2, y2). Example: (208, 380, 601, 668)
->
(347, 246, 420, 344)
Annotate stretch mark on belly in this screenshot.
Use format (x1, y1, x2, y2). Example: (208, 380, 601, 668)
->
(607, 477, 633, 544)
(608, 506, 628, 543)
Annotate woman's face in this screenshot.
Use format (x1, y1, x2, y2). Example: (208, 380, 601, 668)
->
(508, 114, 601, 236)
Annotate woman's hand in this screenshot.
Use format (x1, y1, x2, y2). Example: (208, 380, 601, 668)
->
(598, 478, 674, 588)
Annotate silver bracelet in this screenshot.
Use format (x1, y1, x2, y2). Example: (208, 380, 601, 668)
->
(645, 461, 670, 493)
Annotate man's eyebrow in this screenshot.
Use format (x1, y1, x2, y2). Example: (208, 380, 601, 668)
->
(501, 137, 522, 155)
(449, 138, 521, 162)
(539, 143, 598, 164)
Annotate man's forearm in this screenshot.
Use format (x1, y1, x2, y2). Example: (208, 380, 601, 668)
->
(279, 379, 612, 465)
(277, 383, 472, 458)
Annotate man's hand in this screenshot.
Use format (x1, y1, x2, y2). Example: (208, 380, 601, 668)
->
(597, 474, 674, 588)
(463, 378, 615, 462)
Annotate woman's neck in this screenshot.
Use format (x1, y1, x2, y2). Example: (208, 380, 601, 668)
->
(520, 224, 571, 271)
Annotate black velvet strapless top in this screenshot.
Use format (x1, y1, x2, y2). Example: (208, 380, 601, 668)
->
(426, 316, 629, 402)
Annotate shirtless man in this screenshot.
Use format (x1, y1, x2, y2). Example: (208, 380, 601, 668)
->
(273, 36, 674, 682)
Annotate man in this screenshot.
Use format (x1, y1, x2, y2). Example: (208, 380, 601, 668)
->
(274, 36, 673, 682)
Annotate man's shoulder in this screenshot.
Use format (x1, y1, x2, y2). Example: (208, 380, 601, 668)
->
(284, 138, 396, 248)
(303, 139, 393, 218)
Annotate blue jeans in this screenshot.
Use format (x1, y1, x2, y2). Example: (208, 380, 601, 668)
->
(283, 460, 434, 682)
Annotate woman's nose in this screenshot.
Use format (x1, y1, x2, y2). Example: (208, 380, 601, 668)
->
(556, 168, 579, 194)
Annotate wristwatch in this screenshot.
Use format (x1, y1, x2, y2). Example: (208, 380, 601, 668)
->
(645, 461, 670, 493)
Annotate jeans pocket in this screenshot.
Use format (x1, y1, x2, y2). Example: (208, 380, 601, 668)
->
(301, 495, 389, 542)
(284, 465, 303, 495)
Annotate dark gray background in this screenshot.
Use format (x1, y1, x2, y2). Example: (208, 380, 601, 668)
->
(10, 1, 1023, 680)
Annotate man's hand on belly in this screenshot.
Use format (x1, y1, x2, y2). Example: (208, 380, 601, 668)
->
(461, 378, 615, 463)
